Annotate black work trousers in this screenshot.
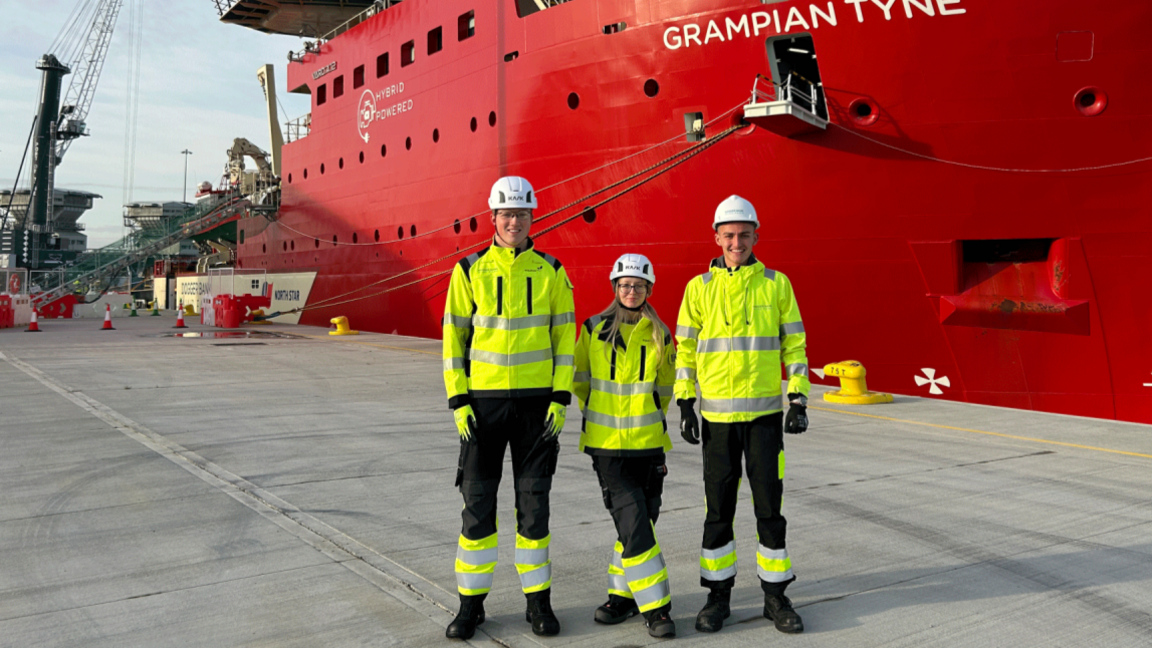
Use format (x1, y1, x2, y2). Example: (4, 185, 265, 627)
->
(701, 411, 794, 594)
(457, 396, 558, 542)
(591, 454, 666, 557)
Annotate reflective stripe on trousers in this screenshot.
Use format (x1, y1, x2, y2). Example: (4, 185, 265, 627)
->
(456, 532, 498, 595)
(700, 540, 737, 581)
(757, 545, 794, 583)
(515, 533, 552, 593)
(608, 541, 631, 598)
(622, 541, 671, 612)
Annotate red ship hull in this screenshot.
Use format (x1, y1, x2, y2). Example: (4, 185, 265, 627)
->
(233, 0, 1152, 423)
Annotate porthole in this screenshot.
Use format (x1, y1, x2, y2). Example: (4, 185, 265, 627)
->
(381, 144, 387, 157)
(303, 168, 308, 179)
(406, 136, 412, 150)
(567, 92, 579, 110)
(315, 239, 319, 248)
(359, 151, 364, 163)
(469, 217, 478, 232)
(488, 111, 496, 127)
(397, 226, 404, 239)
(339, 157, 344, 169)
(643, 79, 659, 97)
(283, 241, 287, 251)
(320, 163, 326, 174)
(374, 229, 380, 242)
(333, 235, 338, 244)
(290, 240, 295, 250)
(470, 117, 477, 132)
(262, 243, 266, 253)
(353, 232, 358, 244)
(1075, 87, 1107, 116)
(582, 208, 597, 224)
(288, 173, 293, 183)
(848, 98, 879, 126)
(433, 128, 440, 143)
(454, 219, 461, 234)
(410, 224, 417, 237)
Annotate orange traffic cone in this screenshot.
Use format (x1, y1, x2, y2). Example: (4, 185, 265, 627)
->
(100, 303, 116, 331)
(174, 303, 187, 329)
(25, 309, 41, 332)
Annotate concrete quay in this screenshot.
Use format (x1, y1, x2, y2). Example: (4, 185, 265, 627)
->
(2, 315, 1150, 647)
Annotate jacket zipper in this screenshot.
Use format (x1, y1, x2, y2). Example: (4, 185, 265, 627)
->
(610, 346, 617, 381)
(526, 277, 533, 315)
(496, 276, 504, 316)
(639, 347, 647, 382)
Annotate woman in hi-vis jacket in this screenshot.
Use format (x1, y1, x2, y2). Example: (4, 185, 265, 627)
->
(573, 253, 677, 639)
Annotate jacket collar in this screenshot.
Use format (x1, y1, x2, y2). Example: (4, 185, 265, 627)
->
(596, 312, 650, 349)
(490, 236, 534, 258)
(710, 253, 760, 271)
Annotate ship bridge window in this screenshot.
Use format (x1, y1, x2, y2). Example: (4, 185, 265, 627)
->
(333, 75, 344, 98)
(459, 11, 475, 40)
(377, 52, 390, 77)
(316, 84, 327, 106)
(353, 65, 364, 89)
(516, 0, 574, 18)
(766, 34, 827, 120)
(402, 40, 415, 67)
(428, 27, 443, 55)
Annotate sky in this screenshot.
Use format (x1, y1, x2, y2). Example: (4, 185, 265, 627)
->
(0, 0, 312, 247)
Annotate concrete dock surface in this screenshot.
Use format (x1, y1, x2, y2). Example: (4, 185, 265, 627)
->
(2, 315, 1151, 647)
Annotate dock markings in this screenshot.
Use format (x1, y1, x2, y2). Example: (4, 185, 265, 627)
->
(810, 405, 1152, 460)
(0, 350, 527, 647)
(295, 333, 442, 356)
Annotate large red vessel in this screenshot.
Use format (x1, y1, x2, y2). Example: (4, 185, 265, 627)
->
(219, 0, 1152, 423)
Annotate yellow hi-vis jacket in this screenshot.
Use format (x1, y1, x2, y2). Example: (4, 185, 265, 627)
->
(574, 314, 675, 456)
(674, 256, 810, 423)
(443, 238, 576, 408)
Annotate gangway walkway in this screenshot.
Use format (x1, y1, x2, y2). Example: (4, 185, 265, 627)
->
(31, 192, 252, 308)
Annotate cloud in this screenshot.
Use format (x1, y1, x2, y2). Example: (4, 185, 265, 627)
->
(0, 0, 311, 247)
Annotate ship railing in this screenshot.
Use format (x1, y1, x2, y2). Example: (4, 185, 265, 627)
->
(285, 114, 311, 143)
(288, 1, 401, 60)
(750, 72, 822, 117)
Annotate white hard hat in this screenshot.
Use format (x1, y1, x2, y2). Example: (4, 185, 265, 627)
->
(713, 194, 759, 230)
(488, 176, 538, 210)
(610, 253, 656, 284)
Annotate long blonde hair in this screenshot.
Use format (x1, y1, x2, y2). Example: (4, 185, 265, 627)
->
(595, 280, 669, 369)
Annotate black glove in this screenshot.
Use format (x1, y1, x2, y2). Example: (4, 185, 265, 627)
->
(678, 399, 700, 445)
(785, 393, 808, 434)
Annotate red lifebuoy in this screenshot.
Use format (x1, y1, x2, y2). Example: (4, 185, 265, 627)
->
(7, 274, 20, 294)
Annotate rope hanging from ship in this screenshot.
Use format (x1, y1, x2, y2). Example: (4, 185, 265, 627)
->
(272, 120, 744, 317)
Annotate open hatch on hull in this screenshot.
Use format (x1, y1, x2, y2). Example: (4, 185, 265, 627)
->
(744, 34, 828, 137)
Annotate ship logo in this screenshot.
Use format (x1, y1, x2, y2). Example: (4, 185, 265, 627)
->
(914, 368, 950, 395)
(357, 90, 376, 143)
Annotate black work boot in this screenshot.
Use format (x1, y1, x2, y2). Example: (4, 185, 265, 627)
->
(445, 593, 486, 640)
(594, 594, 639, 624)
(525, 589, 561, 636)
(644, 607, 677, 639)
(764, 593, 804, 633)
(694, 584, 732, 633)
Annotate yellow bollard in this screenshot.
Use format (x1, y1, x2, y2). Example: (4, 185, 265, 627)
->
(822, 360, 893, 405)
(247, 308, 272, 325)
(329, 315, 359, 336)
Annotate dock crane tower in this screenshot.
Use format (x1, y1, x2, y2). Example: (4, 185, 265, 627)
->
(2, 0, 124, 270)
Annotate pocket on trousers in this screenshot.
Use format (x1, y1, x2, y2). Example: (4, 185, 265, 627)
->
(546, 438, 560, 476)
(455, 442, 467, 488)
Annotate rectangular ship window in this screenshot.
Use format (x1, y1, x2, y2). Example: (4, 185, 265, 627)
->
(333, 75, 344, 98)
(458, 11, 475, 40)
(317, 84, 327, 106)
(401, 40, 415, 67)
(516, 0, 572, 17)
(963, 239, 1055, 264)
(428, 26, 443, 55)
(353, 64, 364, 89)
(376, 52, 389, 77)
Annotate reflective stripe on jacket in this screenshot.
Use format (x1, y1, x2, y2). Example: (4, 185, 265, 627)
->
(674, 256, 809, 423)
(443, 238, 576, 407)
(574, 313, 675, 456)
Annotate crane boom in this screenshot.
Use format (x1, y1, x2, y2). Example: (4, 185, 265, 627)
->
(55, 0, 124, 163)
